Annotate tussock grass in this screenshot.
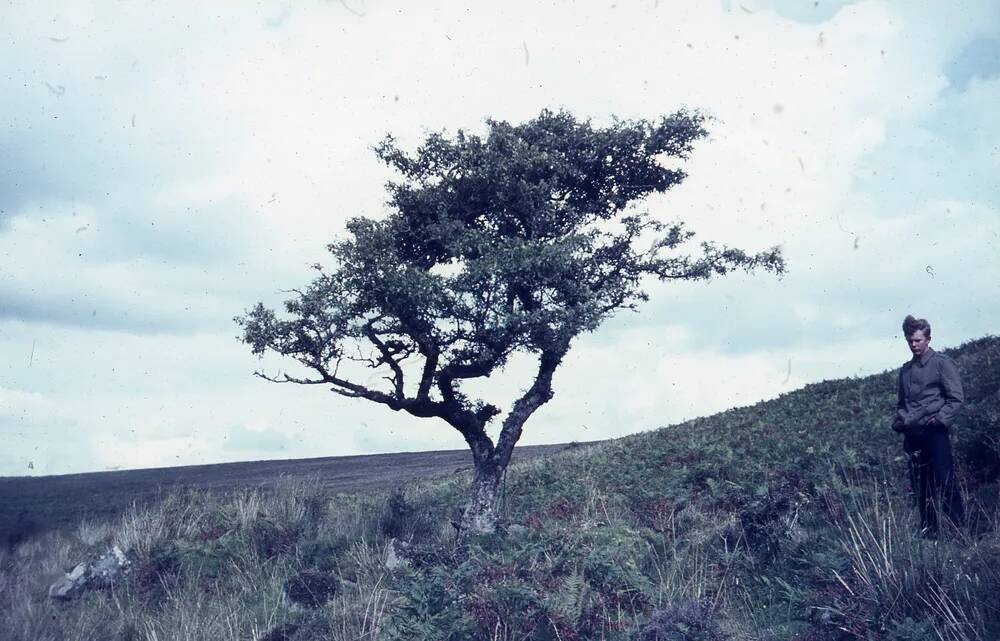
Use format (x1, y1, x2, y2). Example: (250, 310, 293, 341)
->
(817, 472, 1000, 641)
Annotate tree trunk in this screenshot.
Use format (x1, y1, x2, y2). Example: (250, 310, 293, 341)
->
(459, 461, 503, 535)
(457, 346, 566, 537)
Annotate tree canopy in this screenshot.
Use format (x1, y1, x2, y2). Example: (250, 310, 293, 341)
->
(238, 109, 785, 532)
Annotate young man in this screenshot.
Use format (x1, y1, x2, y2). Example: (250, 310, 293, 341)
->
(892, 315, 965, 536)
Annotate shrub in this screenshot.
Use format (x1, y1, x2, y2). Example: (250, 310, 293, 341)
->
(640, 601, 728, 641)
(283, 569, 339, 608)
(380, 488, 416, 540)
(379, 487, 438, 542)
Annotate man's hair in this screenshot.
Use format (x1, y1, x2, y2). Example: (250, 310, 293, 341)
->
(903, 315, 931, 338)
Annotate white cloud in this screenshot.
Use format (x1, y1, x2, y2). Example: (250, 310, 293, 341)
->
(1, 0, 997, 475)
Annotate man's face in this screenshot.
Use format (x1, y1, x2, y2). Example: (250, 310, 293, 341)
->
(906, 329, 930, 358)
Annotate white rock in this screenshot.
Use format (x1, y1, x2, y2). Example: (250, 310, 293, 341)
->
(385, 538, 411, 570)
(48, 545, 131, 600)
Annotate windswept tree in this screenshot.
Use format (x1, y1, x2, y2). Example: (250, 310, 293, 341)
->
(237, 109, 784, 534)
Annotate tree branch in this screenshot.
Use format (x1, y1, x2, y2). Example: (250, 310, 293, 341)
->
(253, 371, 327, 385)
(493, 342, 568, 469)
(363, 322, 406, 400)
(416, 346, 439, 401)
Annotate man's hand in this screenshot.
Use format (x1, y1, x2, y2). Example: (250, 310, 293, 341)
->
(892, 416, 906, 432)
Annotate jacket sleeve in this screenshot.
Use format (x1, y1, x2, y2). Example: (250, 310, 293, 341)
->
(896, 369, 910, 425)
(935, 356, 964, 427)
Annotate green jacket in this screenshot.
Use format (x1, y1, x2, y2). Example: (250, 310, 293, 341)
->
(896, 348, 964, 430)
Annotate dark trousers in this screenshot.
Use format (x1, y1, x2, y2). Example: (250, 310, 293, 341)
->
(906, 427, 965, 534)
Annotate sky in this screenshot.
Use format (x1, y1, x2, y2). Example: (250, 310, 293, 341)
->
(1, 0, 998, 476)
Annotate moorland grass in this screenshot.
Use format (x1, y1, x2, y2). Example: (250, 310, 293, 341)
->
(2, 337, 999, 640)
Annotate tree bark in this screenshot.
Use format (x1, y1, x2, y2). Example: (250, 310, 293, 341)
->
(460, 460, 502, 535)
(458, 345, 567, 536)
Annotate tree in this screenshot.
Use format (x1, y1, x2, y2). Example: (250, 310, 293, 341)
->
(237, 109, 785, 535)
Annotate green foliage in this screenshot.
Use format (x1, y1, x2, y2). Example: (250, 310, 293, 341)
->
(383, 518, 666, 640)
(381, 487, 414, 540)
(236, 109, 785, 534)
(640, 601, 729, 641)
(237, 109, 780, 388)
(385, 566, 480, 640)
(5, 338, 1000, 641)
(283, 569, 339, 608)
(885, 617, 936, 641)
(379, 487, 440, 542)
(295, 538, 351, 573)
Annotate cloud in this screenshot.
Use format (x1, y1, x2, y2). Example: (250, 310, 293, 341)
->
(945, 36, 1000, 92)
(0, 385, 94, 476)
(92, 424, 301, 471)
(738, 0, 862, 24)
(0, 386, 47, 421)
(1, 0, 997, 475)
(0, 206, 255, 332)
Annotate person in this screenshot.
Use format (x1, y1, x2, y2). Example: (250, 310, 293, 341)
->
(892, 315, 965, 536)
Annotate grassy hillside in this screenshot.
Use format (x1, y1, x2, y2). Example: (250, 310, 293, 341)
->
(2, 337, 998, 641)
(0, 444, 572, 548)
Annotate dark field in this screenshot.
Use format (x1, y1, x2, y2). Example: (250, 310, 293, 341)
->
(0, 443, 582, 547)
